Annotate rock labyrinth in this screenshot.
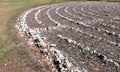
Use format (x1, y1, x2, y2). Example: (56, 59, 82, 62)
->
(16, 2, 120, 72)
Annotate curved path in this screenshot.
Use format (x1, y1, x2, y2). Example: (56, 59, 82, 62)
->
(16, 2, 120, 72)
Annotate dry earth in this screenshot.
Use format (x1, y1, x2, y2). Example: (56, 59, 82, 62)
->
(16, 2, 120, 72)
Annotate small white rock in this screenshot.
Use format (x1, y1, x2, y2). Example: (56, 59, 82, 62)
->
(50, 44, 56, 47)
(67, 38, 72, 43)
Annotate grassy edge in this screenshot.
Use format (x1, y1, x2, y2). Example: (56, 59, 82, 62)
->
(0, 0, 68, 61)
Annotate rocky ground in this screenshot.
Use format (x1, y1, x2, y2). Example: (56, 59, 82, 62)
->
(16, 2, 120, 72)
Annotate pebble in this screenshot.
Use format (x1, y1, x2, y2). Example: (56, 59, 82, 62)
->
(50, 44, 56, 47)
(66, 38, 72, 43)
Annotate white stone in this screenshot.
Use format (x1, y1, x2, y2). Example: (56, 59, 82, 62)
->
(112, 31, 115, 35)
(67, 38, 72, 43)
(50, 44, 56, 47)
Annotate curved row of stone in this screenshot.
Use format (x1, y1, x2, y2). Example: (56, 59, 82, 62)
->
(72, 4, 120, 37)
(45, 3, 119, 64)
(16, 2, 120, 72)
(77, 3, 120, 29)
(37, 3, 119, 71)
(34, 2, 120, 72)
(53, 4, 120, 48)
(16, 3, 87, 72)
(65, 5, 120, 47)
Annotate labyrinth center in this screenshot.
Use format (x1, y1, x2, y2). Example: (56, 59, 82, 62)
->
(16, 2, 120, 72)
